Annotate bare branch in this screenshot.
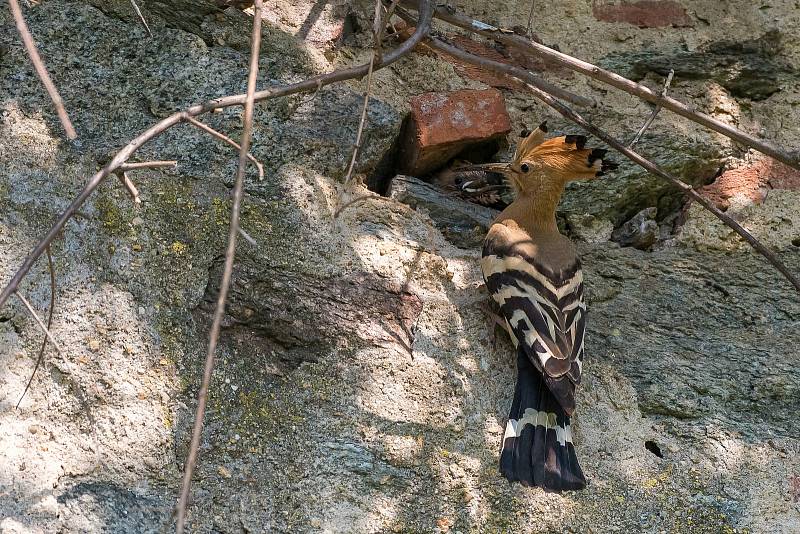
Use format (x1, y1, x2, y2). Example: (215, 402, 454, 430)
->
(426, 36, 800, 293)
(115, 171, 141, 204)
(629, 69, 673, 148)
(129, 0, 153, 37)
(9, 0, 77, 139)
(406, 2, 800, 170)
(341, 48, 376, 189)
(238, 227, 257, 246)
(15, 290, 65, 358)
(524, 0, 535, 37)
(16, 288, 96, 426)
(182, 115, 264, 181)
(393, 5, 595, 109)
(334, 192, 386, 218)
(16, 247, 55, 409)
(174, 0, 263, 530)
(118, 160, 178, 171)
(0, 0, 433, 310)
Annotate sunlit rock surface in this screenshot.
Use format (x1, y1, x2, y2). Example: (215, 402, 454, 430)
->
(1, 1, 799, 532)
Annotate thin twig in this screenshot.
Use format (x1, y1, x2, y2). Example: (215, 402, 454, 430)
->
(16, 247, 55, 409)
(341, 0, 383, 192)
(334, 192, 386, 217)
(341, 54, 375, 188)
(403, 1, 800, 170)
(629, 69, 673, 148)
(524, 0, 535, 37)
(15, 291, 65, 358)
(0, 0, 433, 310)
(426, 36, 800, 293)
(118, 160, 178, 171)
(182, 115, 264, 181)
(9, 0, 77, 139)
(129, 0, 153, 37)
(16, 289, 96, 426)
(294, 79, 324, 109)
(115, 171, 141, 204)
(174, 0, 263, 531)
(116, 160, 178, 203)
(238, 227, 257, 245)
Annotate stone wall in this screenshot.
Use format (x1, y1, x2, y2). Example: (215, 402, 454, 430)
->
(1, 1, 799, 532)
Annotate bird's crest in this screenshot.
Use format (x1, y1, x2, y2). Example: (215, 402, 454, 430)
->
(514, 120, 617, 181)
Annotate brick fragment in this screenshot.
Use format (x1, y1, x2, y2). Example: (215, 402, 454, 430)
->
(399, 89, 512, 176)
(593, 1, 692, 28)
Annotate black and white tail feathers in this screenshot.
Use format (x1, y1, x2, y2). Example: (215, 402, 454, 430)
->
(500, 348, 586, 491)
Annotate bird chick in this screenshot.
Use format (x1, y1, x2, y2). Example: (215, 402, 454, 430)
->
(479, 121, 617, 491)
(432, 161, 514, 210)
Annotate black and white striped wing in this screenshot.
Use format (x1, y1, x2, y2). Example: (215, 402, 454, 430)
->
(481, 250, 586, 413)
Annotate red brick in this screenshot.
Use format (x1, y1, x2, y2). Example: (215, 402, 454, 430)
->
(593, 1, 692, 28)
(399, 89, 512, 176)
(700, 156, 800, 210)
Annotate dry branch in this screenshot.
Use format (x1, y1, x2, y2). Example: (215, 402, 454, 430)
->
(425, 36, 800, 293)
(16, 247, 55, 409)
(182, 115, 264, 180)
(15, 290, 65, 358)
(629, 69, 673, 148)
(118, 160, 178, 171)
(408, 2, 800, 170)
(9, 0, 77, 139)
(337, 0, 391, 215)
(115, 171, 141, 204)
(524, 0, 535, 37)
(174, 0, 259, 530)
(16, 289, 96, 425)
(129, 0, 153, 37)
(0, 0, 433, 310)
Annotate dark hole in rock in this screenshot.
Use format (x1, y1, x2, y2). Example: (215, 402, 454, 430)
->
(366, 117, 507, 198)
(338, 11, 361, 46)
(645, 440, 664, 458)
(791, 237, 800, 247)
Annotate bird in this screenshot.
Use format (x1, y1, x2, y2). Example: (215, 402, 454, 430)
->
(475, 120, 617, 491)
(431, 162, 514, 210)
(432, 127, 558, 211)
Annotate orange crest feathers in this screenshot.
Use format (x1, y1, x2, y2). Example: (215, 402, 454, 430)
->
(513, 121, 548, 163)
(516, 127, 617, 181)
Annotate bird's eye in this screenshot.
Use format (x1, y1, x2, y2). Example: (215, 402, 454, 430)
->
(520, 163, 530, 173)
(454, 177, 463, 185)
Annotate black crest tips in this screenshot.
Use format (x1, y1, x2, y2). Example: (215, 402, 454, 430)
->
(588, 148, 608, 164)
(519, 127, 531, 138)
(601, 160, 619, 172)
(538, 120, 548, 133)
(588, 147, 618, 174)
(565, 134, 588, 149)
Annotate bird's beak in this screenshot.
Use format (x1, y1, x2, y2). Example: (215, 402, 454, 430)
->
(452, 162, 513, 177)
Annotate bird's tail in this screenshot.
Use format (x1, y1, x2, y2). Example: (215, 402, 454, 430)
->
(500, 348, 586, 491)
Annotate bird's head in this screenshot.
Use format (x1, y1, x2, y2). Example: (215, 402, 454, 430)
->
(461, 121, 617, 197)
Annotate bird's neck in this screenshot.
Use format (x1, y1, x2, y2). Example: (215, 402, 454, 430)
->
(503, 185, 564, 237)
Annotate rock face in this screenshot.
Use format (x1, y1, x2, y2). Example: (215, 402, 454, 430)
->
(599, 31, 796, 101)
(2, 1, 800, 533)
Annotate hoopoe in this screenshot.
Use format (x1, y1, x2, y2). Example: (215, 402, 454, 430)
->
(477, 121, 616, 491)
